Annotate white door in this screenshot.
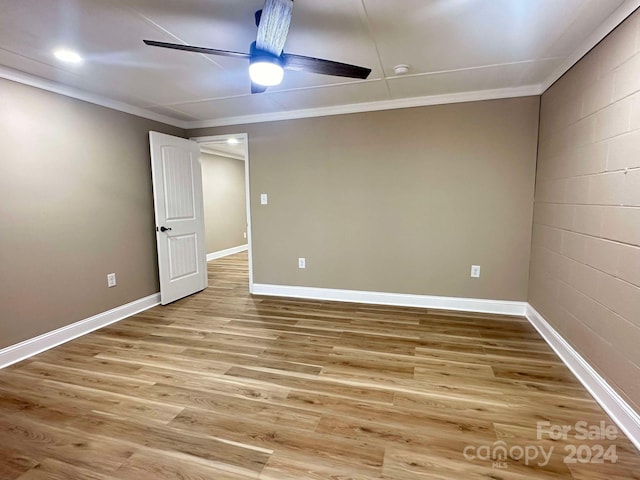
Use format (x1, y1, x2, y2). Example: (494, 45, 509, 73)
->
(149, 131, 207, 305)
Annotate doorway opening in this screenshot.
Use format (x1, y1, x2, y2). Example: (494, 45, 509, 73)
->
(191, 134, 253, 292)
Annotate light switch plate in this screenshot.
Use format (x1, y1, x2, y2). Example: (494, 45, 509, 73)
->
(260, 193, 268, 205)
(470, 265, 481, 278)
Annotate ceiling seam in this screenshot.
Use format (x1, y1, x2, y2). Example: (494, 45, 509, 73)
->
(357, 0, 391, 99)
(112, 0, 226, 71)
(148, 78, 382, 109)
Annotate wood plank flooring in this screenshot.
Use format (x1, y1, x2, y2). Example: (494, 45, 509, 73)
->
(1, 251, 639, 479)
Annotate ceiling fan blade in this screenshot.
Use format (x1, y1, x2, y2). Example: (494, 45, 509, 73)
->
(251, 82, 268, 94)
(256, 0, 293, 55)
(282, 53, 372, 79)
(143, 40, 250, 59)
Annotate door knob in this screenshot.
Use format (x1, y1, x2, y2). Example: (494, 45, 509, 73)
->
(159, 226, 172, 232)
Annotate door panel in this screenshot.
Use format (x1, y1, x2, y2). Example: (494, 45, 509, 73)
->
(162, 147, 196, 220)
(149, 132, 207, 305)
(168, 234, 198, 280)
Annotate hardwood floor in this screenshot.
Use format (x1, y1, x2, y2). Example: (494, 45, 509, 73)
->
(1, 251, 639, 479)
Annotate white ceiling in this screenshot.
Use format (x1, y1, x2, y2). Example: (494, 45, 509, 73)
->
(1, 0, 638, 128)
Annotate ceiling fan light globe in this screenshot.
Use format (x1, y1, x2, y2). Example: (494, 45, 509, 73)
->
(249, 59, 284, 86)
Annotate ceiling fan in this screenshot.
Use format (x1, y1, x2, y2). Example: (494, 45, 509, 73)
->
(143, 0, 372, 94)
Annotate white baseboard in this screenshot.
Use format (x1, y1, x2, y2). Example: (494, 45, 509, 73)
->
(3, 277, 637, 452)
(251, 283, 527, 316)
(207, 244, 248, 262)
(525, 305, 640, 452)
(0, 293, 161, 369)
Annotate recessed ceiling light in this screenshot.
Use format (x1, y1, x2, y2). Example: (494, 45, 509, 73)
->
(54, 49, 83, 64)
(227, 138, 240, 145)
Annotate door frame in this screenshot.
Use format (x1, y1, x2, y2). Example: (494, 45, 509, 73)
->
(190, 133, 254, 292)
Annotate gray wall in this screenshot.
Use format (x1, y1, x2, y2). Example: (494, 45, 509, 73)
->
(529, 9, 640, 411)
(0, 78, 185, 349)
(201, 152, 247, 254)
(189, 96, 540, 301)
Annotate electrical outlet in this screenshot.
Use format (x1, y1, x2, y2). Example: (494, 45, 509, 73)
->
(243, 231, 247, 239)
(107, 273, 117, 287)
(298, 257, 306, 269)
(260, 193, 268, 205)
(470, 265, 481, 278)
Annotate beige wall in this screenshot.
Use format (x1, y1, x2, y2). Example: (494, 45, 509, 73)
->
(0, 78, 185, 349)
(189, 97, 540, 301)
(530, 11, 640, 411)
(201, 153, 247, 254)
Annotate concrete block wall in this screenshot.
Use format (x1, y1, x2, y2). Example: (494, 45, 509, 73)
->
(530, 10, 640, 411)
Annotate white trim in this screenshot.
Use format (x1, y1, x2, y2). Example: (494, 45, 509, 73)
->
(192, 133, 248, 143)
(541, 0, 640, 92)
(192, 134, 253, 290)
(0, 66, 188, 129)
(3, 0, 636, 131)
(184, 85, 542, 128)
(248, 283, 640, 448)
(0, 293, 161, 369)
(200, 146, 245, 161)
(206, 244, 248, 262)
(1, 64, 541, 129)
(252, 283, 527, 316)
(525, 304, 640, 452)
(243, 135, 253, 292)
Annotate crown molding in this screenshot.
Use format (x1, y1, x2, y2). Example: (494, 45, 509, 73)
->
(2, 0, 634, 131)
(183, 85, 543, 129)
(200, 146, 245, 161)
(540, 0, 640, 92)
(0, 66, 189, 129)
(1, 64, 540, 130)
